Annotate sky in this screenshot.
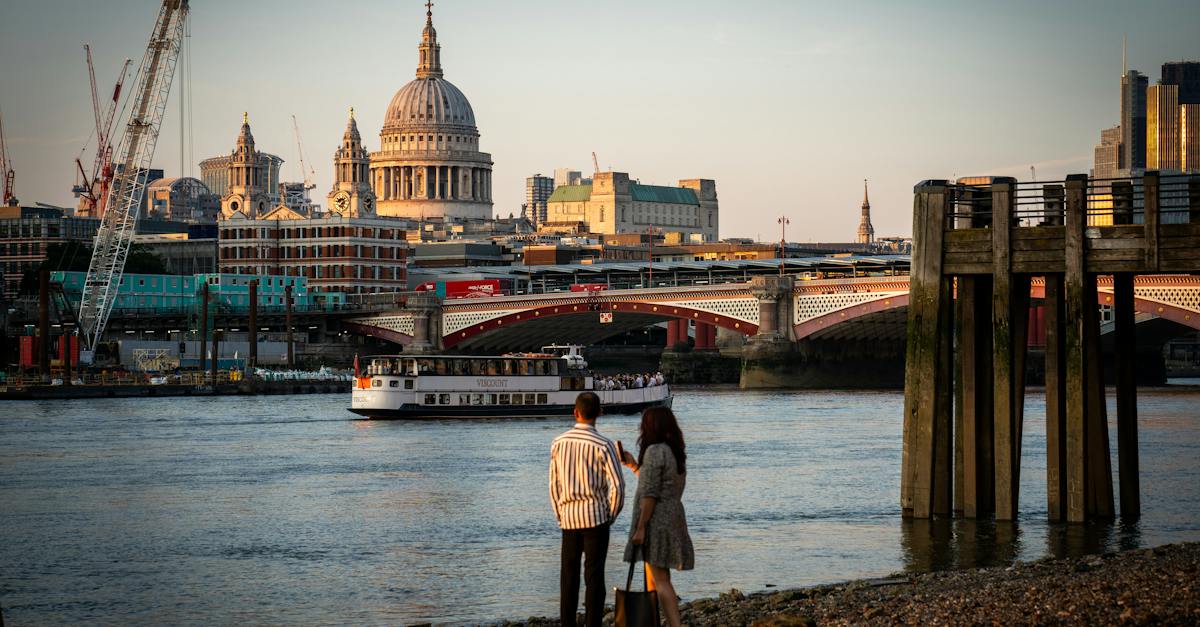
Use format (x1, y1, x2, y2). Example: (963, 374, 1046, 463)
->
(1, 0, 1197, 242)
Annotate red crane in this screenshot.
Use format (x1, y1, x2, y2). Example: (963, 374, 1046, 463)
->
(0, 105, 15, 206)
(72, 44, 132, 219)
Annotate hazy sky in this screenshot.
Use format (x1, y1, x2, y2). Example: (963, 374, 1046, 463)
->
(1, 0, 1197, 241)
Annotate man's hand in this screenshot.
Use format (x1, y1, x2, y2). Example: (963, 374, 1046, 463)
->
(621, 450, 638, 470)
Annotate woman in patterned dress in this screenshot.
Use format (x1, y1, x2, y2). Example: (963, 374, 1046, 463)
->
(619, 406, 694, 627)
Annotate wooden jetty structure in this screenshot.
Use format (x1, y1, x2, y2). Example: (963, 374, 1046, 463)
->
(902, 172, 1200, 523)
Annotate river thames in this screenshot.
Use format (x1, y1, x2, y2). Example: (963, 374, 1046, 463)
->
(1, 385, 1198, 624)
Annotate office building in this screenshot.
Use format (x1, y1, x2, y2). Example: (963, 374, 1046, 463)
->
(1093, 125, 1123, 179)
(1161, 61, 1200, 104)
(524, 174, 553, 226)
(1184, 104, 1200, 172)
(1148, 84, 1182, 171)
(1122, 69, 1148, 171)
(0, 206, 100, 299)
(544, 171, 719, 242)
(368, 6, 493, 220)
(554, 168, 591, 189)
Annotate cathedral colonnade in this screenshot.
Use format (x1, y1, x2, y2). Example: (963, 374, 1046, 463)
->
(371, 165, 490, 202)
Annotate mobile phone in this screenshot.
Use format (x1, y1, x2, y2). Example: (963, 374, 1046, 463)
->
(616, 440, 626, 461)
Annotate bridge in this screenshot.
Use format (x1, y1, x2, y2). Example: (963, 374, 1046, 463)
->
(343, 272, 1200, 379)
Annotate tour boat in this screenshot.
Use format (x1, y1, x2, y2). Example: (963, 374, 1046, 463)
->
(349, 346, 672, 419)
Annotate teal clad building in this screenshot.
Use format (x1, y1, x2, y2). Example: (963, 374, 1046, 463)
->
(52, 271, 346, 314)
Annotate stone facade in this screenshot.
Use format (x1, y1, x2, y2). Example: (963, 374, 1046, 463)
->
(544, 171, 719, 242)
(219, 114, 273, 220)
(368, 6, 492, 220)
(857, 179, 875, 244)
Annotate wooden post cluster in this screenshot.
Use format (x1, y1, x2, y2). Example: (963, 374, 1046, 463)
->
(902, 172, 1164, 523)
(248, 280, 258, 378)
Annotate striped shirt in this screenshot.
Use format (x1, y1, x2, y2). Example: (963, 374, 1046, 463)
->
(549, 423, 625, 530)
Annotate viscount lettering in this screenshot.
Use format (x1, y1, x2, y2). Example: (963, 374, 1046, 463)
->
(477, 378, 507, 388)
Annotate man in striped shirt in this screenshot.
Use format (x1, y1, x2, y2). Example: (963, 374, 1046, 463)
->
(549, 391, 625, 627)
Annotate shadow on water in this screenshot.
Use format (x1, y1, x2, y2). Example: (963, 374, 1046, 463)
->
(900, 516, 1144, 572)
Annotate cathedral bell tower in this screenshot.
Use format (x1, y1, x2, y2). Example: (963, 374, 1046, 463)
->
(221, 112, 270, 219)
(328, 108, 376, 217)
(857, 179, 875, 244)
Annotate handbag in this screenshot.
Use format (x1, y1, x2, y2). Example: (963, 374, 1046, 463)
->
(614, 545, 660, 627)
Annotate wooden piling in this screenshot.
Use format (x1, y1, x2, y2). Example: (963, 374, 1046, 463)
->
(285, 285, 294, 368)
(248, 280, 258, 376)
(1113, 272, 1140, 518)
(990, 180, 1027, 521)
(211, 329, 220, 384)
(1063, 175, 1089, 523)
(1044, 274, 1068, 522)
(901, 181, 952, 519)
(1082, 269, 1115, 519)
(199, 282, 209, 377)
(956, 275, 994, 518)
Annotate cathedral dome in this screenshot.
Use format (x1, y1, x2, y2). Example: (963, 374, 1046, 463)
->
(382, 77, 477, 133)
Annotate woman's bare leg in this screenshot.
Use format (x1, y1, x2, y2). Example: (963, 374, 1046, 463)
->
(647, 564, 680, 627)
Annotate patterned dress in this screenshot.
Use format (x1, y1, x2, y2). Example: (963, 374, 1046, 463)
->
(623, 443, 695, 570)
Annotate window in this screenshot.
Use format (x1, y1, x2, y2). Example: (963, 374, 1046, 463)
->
(502, 360, 515, 376)
(511, 394, 523, 405)
(525, 393, 537, 405)
(487, 394, 498, 404)
(498, 393, 510, 405)
(471, 393, 485, 405)
(372, 379, 382, 388)
(459, 394, 471, 405)
(469, 360, 484, 375)
(405, 379, 414, 390)
(389, 380, 399, 388)
(537, 393, 548, 404)
(425, 394, 437, 404)
(438, 393, 451, 405)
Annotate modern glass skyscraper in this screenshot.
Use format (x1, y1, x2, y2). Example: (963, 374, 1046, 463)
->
(1121, 69, 1148, 171)
(1147, 84, 1182, 171)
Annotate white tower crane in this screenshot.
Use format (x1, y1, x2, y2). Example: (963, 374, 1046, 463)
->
(0, 105, 16, 206)
(78, 0, 189, 360)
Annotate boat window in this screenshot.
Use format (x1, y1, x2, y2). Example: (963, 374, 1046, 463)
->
(405, 359, 418, 375)
(487, 393, 498, 404)
(389, 380, 399, 388)
(424, 393, 436, 404)
(537, 393, 548, 404)
(459, 394, 471, 405)
(471, 393, 484, 405)
(511, 393, 523, 405)
(435, 360, 448, 375)
(405, 379, 414, 390)
(372, 379, 382, 387)
(548, 361, 560, 376)
(486, 360, 500, 376)
(534, 360, 548, 375)
(469, 360, 484, 375)
(439, 393, 451, 405)
(417, 359, 434, 374)
(456, 360, 470, 375)
(498, 393, 510, 405)
(517, 360, 531, 375)
(502, 360, 515, 376)
(525, 393, 537, 404)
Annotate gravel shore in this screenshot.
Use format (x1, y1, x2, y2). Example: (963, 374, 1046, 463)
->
(494, 541, 1199, 626)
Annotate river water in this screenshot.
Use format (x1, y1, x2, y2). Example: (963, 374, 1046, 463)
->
(1, 385, 1198, 625)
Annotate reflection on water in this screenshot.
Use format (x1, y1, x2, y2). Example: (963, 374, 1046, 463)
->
(900, 517, 1145, 572)
(0, 387, 1197, 624)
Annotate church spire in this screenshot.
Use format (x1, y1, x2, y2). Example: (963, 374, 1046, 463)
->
(416, 1, 443, 78)
(857, 178, 875, 244)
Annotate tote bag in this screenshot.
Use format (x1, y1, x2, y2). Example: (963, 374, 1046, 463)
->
(614, 546, 660, 627)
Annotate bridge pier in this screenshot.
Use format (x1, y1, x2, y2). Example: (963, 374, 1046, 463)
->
(740, 276, 797, 388)
(406, 295, 441, 354)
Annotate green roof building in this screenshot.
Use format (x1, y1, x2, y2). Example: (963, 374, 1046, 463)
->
(544, 171, 718, 242)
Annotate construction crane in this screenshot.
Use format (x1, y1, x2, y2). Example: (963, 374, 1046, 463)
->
(72, 45, 132, 218)
(291, 114, 316, 192)
(78, 0, 189, 360)
(592, 151, 600, 174)
(1030, 165, 1037, 182)
(0, 105, 16, 206)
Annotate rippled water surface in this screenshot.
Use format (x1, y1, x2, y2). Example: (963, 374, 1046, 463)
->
(1, 386, 1198, 624)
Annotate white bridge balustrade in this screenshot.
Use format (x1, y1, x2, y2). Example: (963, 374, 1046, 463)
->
(342, 275, 1200, 351)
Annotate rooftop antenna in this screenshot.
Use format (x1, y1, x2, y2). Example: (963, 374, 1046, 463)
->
(1122, 34, 1127, 76)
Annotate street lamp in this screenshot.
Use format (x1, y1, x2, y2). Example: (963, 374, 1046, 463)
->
(777, 216, 790, 276)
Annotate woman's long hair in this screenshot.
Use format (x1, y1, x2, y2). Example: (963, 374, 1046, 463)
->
(637, 407, 686, 475)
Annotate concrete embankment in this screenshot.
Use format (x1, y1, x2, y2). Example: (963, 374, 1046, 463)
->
(498, 542, 1199, 626)
(0, 380, 348, 400)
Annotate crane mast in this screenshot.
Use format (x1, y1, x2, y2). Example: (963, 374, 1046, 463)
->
(78, 0, 189, 358)
(291, 114, 316, 192)
(0, 105, 15, 206)
(73, 45, 132, 218)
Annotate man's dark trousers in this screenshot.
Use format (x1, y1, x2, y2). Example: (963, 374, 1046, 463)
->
(560, 521, 611, 627)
